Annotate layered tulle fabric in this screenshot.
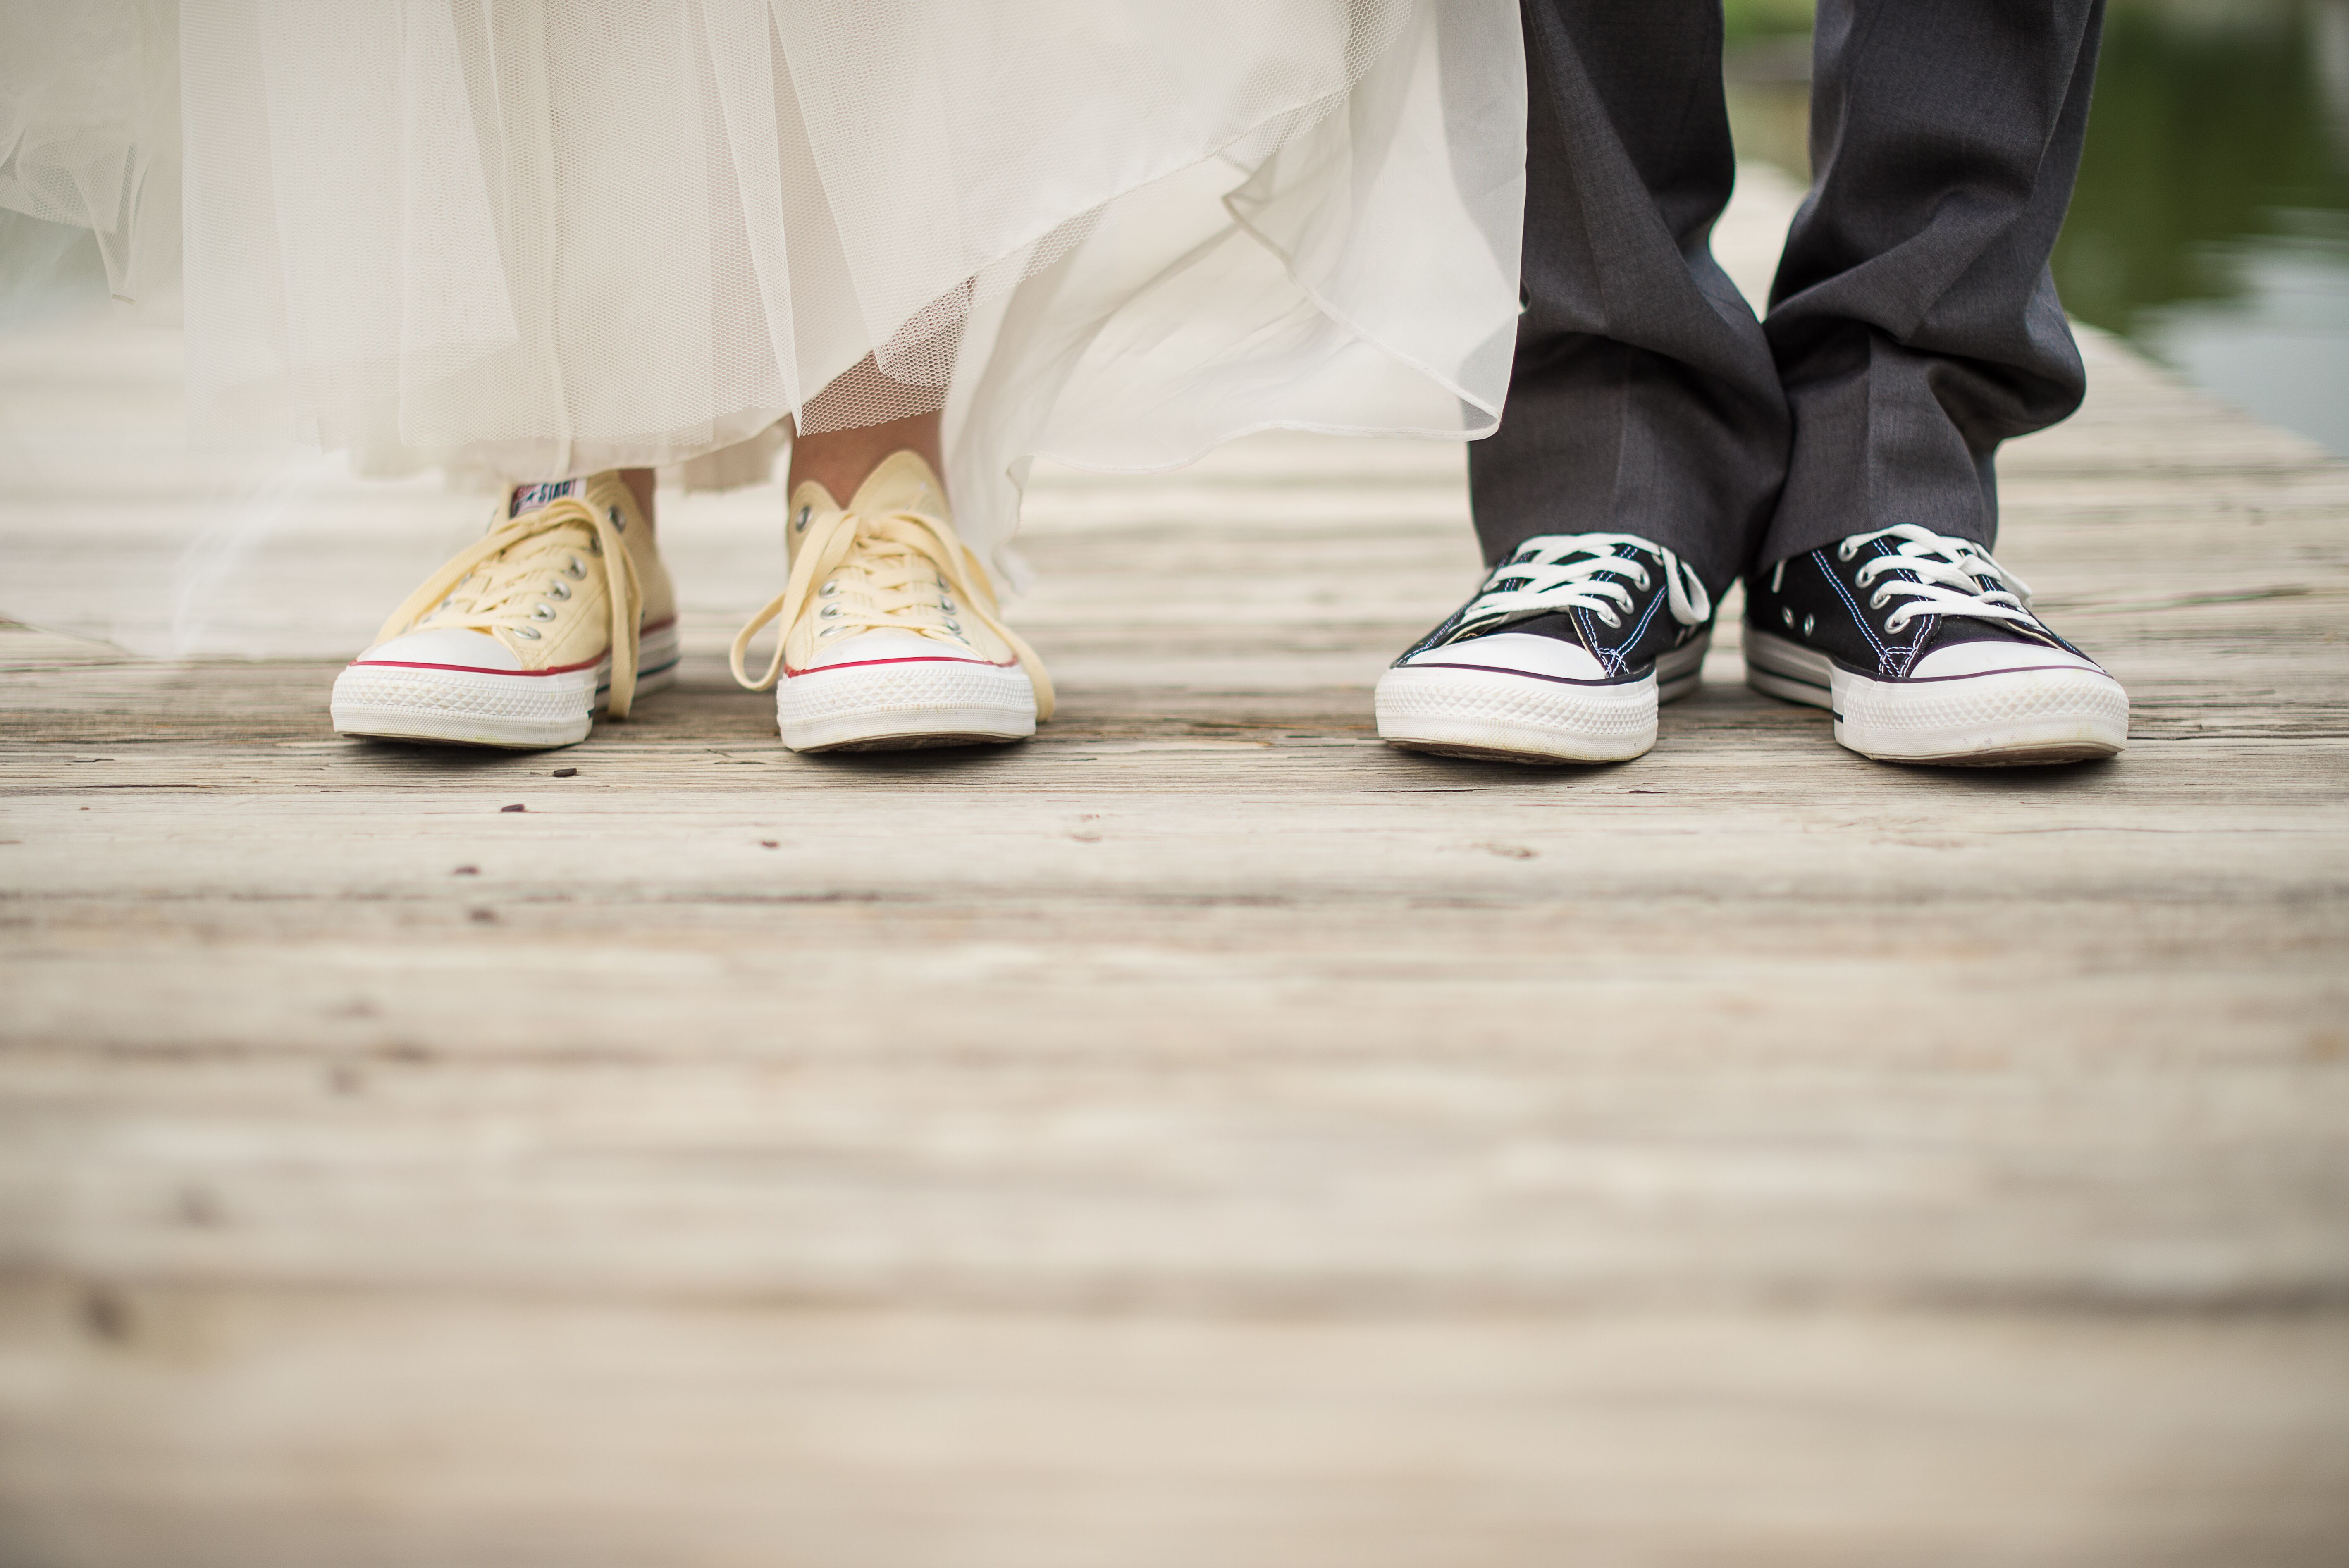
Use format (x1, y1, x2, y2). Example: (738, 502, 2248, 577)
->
(3, 0, 1523, 572)
(0, 0, 181, 315)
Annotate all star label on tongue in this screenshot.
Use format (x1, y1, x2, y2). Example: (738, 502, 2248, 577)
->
(509, 478, 583, 517)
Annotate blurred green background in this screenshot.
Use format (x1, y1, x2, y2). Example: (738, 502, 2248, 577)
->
(1726, 0, 2349, 455)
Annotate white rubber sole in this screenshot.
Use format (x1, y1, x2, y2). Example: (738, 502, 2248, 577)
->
(1374, 633, 1709, 765)
(1744, 627, 2128, 765)
(330, 623, 680, 750)
(778, 658, 1037, 753)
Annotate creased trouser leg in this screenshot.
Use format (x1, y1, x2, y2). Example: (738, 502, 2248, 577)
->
(1472, 0, 1789, 594)
(1759, 0, 2104, 565)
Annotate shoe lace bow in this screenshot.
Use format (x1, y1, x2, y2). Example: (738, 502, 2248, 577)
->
(729, 498, 1055, 719)
(1838, 524, 2038, 636)
(1440, 534, 1712, 643)
(375, 498, 645, 716)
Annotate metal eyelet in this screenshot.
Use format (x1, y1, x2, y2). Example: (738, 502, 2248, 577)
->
(819, 581, 840, 598)
(939, 597, 956, 614)
(531, 604, 556, 621)
(1781, 607, 1795, 627)
(794, 505, 812, 534)
(819, 604, 840, 619)
(513, 626, 542, 640)
(1802, 613, 1816, 637)
(565, 557, 587, 579)
(1837, 542, 1858, 561)
(609, 504, 625, 530)
(547, 581, 571, 600)
(819, 624, 847, 639)
(587, 537, 603, 556)
(941, 618, 962, 634)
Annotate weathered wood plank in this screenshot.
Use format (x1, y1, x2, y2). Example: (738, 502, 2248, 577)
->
(2, 165, 2346, 1563)
(5, 1289, 2345, 1568)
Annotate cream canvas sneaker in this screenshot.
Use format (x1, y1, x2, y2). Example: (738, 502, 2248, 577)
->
(330, 473, 679, 748)
(730, 451, 1052, 752)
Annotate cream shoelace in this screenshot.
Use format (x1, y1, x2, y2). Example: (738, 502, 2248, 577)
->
(730, 497, 1055, 718)
(1442, 533, 1713, 641)
(1829, 524, 2039, 637)
(375, 498, 645, 715)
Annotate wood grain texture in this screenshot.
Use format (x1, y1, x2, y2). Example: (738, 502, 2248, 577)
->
(2, 171, 2347, 1565)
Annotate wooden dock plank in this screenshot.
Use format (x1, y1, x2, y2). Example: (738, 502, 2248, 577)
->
(3, 169, 2347, 1563)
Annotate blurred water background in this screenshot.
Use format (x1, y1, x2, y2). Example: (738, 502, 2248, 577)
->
(1729, 0, 2349, 456)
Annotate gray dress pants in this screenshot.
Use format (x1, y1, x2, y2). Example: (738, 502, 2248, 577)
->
(1471, 0, 2106, 592)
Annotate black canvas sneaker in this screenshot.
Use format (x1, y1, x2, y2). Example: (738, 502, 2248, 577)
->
(1375, 534, 1714, 763)
(1744, 524, 2128, 765)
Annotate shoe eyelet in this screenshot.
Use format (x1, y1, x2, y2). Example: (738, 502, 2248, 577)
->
(609, 505, 625, 530)
(819, 624, 847, 639)
(531, 604, 556, 621)
(1781, 607, 1794, 627)
(547, 581, 571, 600)
(939, 597, 956, 613)
(819, 581, 840, 598)
(587, 537, 603, 556)
(513, 627, 541, 640)
(941, 618, 962, 634)
(565, 557, 587, 579)
(1837, 542, 1857, 561)
(819, 604, 841, 619)
(794, 505, 812, 534)
(1802, 613, 1816, 637)
(1867, 591, 1886, 610)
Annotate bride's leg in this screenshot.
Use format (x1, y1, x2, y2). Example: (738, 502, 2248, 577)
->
(788, 411, 944, 503)
(618, 469, 659, 528)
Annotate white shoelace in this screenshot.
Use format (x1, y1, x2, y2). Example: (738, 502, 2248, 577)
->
(1441, 534, 1712, 642)
(1827, 525, 2038, 637)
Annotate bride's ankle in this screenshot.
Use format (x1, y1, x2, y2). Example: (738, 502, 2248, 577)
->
(619, 469, 656, 531)
(789, 412, 945, 502)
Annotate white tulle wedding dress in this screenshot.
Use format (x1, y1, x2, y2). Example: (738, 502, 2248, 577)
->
(1, 0, 1523, 578)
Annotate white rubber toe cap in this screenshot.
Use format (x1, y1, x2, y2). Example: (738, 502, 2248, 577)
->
(802, 627, 989, 671)
(1397, 632, 1606, 682)
(1909, 639, 2104, 679)
(352, 627, 523, 672)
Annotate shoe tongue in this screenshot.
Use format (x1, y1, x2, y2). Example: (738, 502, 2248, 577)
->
(1491, 608, 1600, 651)
(847, 451, 948, 519)
(508, 478, 585, 520)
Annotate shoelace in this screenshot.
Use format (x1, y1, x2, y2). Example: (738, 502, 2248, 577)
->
(1830, 524, 2038, 637)
(729, 499, 1055, 719)
(374, 497, 645, 716)
(1440, 533, 1712, 642)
